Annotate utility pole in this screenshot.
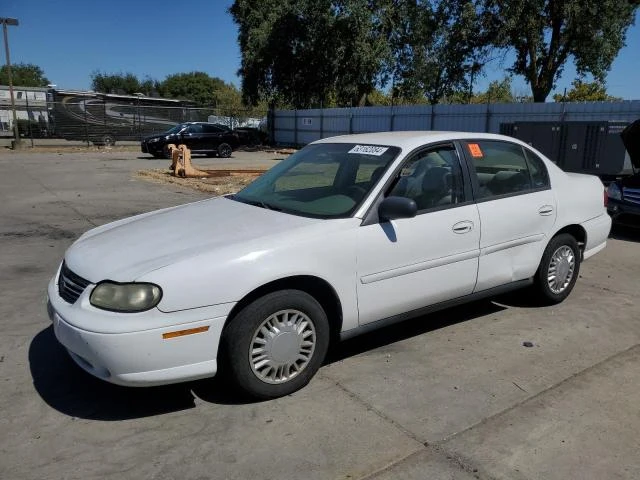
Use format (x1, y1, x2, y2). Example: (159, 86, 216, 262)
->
(1, 18, 20, 147)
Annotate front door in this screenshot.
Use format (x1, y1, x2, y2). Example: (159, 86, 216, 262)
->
(356, 144, 481, 325)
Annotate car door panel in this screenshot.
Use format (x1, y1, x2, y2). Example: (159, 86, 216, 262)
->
(458, 139, 557, 293)
(474, 191, 556, 291)
(356, 144, 480, 325)
(357, 205, 480, 324)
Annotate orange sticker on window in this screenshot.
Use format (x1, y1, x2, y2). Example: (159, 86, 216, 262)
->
(468, 143, 483, 158)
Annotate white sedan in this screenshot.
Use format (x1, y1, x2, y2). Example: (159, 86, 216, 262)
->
(47, 132, 611, 399)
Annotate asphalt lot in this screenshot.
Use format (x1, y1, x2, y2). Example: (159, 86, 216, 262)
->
(1, 149, 639, 480)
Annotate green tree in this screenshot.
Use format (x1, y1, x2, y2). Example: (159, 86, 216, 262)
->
(230, 0, 389, 108)
(483, 0, 639, 102)
(383, 0, 488, 105)
(0, 63, 49, 87)
(91, 71, 144, 95)
(553, 79, 622, 102)
(158, 71, 228, 105)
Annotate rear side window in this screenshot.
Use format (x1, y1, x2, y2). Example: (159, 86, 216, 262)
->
(202, 124, 224, 133)
(523, 148, 550, 189)
(464, 141, 533, 199)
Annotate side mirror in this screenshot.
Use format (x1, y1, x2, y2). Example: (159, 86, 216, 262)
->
(378, 196, 417, 221)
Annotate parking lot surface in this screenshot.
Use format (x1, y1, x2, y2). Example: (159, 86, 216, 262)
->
(1, 149, 639, 480)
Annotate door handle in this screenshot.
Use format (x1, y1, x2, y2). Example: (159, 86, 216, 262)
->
(538, 205, 554, 216)
(452, 220, 473, 234)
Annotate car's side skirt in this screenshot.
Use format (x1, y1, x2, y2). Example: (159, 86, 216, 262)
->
(340, 278, 534, 341)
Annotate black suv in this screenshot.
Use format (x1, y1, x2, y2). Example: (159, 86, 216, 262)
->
(141, 122, 239, 158)
(607, 119, 640, 227)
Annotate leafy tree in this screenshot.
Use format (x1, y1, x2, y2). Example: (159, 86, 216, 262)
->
(230, 0, 389, 108)
(91, 71, 145, 95)
(385, 0, 488, 105)
(445, 77, 516, 104)
(0, 63, 49, 87)
(157, 71, 229, 105)
(483, 0, 639, 102)
(553, 79, 622, 102)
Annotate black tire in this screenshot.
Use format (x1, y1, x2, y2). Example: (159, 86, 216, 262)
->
(221, 290, 330, 399)
(102, 134, 116, 147)
(162, 145, 172, 159)
(217, 142, 232, 158)
(534, 233, 581, 305)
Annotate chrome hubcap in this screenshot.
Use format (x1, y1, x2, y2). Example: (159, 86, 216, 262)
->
(547, 245, 576, 294)
(249, 309, 316, 384)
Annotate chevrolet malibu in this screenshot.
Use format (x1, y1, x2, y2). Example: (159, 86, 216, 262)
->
(47, 132, 611, 399)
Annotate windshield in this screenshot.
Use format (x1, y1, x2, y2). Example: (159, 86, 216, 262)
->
(166, 123, 187, 135)
(234, 143, 401, 218)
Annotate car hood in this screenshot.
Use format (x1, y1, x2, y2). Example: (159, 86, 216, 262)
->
(65, 197, 321, 283)
(621, 119, 640, 169)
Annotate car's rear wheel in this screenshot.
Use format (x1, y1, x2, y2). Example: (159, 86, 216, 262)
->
(534, 233, 581, 304)
(218, 143, 232, 158)
(101, 134, 116, 147)
(221, 290, 330, 399)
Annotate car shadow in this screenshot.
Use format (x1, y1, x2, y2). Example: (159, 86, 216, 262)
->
(31, 299, 511, 420)
(326, 299, 505, 363)
(609, 225, 640, 243)
(29, 326, 255, 421)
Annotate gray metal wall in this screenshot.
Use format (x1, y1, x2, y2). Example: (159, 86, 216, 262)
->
(273, 101, 640, 146)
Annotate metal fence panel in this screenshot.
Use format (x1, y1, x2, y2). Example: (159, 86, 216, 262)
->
(273, 100, 640, 146)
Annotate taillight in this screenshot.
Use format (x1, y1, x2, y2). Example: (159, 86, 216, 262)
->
(603, 188, 608, 207)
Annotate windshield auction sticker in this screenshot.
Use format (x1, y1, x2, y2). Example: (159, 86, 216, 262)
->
(348, 145, 389, 156)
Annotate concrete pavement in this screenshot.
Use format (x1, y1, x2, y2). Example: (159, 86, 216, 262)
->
(1, 149, 638, 480)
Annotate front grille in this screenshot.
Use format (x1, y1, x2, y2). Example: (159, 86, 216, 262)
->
(623, 187, 640, 205)
(58, 262, 91, 304)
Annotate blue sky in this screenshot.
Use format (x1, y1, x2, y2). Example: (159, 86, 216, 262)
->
(2, 0, 639, 100)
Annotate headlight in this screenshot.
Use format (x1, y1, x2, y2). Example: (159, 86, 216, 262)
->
(90, 282, 162, 312)
(607, 182, 622, 201)
(148, 137, 160, 143)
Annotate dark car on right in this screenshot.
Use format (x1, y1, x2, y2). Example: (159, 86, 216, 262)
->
(607, 119, 640, 227)
(141, 122, 239, 159)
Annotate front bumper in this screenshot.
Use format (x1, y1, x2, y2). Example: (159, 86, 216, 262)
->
(141, 142, 148, 153)
(608, 198, 640, 227)
(47, 274, 233, 387)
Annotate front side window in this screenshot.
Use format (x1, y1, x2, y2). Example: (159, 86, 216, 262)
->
(388, 146, 465, 210)
(465, 141, 533, 199)
(187, 124, 203, 134)
(234, 143, 400, 218)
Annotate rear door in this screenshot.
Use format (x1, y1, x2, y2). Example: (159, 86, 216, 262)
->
(459, 140, 556, 292)
(201, 124, 227, 151)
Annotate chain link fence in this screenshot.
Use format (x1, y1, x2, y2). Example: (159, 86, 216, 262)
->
(0, 91, 267, 147)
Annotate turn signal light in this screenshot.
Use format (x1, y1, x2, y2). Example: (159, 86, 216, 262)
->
(162, 326, 209, 339)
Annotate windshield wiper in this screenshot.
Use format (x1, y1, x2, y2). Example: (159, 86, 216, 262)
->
(233, 196, 282, 211)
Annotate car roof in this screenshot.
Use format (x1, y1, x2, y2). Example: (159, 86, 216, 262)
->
(312, 131, 525, 151)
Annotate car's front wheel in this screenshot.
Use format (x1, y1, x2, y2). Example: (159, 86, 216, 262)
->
(534, 233, 581, 304)
(221, 290, 330, 399)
